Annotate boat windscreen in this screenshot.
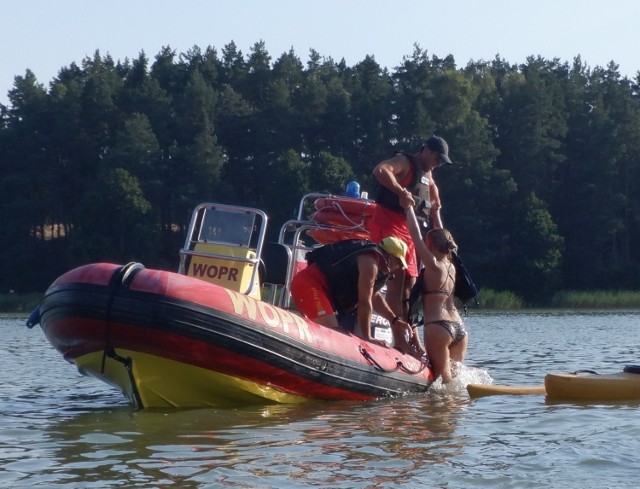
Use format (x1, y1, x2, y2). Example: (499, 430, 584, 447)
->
(198, 209, 256, 247)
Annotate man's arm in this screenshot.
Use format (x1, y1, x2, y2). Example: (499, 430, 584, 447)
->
(372, 291, 413, 345)
(356, 255, 378, 341)
(372, 157, 415, 211)
(371, 292, 398, 325)
(429, 172, 443, 229)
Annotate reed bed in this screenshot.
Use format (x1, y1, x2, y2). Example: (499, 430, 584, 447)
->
(551, 290, 640, 309)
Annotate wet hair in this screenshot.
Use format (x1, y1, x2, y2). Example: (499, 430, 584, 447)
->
(426, 228, 458, 256)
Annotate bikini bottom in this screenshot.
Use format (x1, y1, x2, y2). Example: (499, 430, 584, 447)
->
(425, 320, 467, 346)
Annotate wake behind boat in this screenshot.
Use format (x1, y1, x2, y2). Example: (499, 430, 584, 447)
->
(28, 193, 435, 408)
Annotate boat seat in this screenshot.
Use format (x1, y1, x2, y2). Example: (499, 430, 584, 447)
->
(259, 242, 291, 285)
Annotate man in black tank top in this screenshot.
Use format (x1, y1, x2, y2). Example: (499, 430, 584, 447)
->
(370, 135, 453, 321)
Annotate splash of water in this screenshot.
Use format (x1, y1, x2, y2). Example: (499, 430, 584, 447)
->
(429, 362, 494, 394)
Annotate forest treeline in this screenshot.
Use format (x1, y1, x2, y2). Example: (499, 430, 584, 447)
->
(1, 42, 639, 304)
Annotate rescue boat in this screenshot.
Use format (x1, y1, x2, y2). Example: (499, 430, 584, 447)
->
(29, 194, 435, 408)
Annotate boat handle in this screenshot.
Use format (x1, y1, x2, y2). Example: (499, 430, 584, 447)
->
(572, 369, 599, 375)
(398, 359, 428, 375)
(359, 346, 402, 373)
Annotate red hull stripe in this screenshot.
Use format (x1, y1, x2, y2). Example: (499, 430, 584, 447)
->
(45, 316, 377, 401)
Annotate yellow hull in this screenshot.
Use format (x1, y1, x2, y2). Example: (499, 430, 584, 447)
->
(75, 349, 311, 408)
(544, 371, 640, 401)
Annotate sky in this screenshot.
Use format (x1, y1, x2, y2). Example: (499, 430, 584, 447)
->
(2, 0, 639, 107)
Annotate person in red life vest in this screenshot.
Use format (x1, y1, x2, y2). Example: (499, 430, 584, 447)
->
(369, 135, 452, 324)
(290, 237, 419, 356)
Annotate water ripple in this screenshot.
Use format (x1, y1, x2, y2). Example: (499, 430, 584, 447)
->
(2, 312, 640, 488)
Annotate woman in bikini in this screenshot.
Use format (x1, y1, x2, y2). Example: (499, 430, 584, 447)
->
(406, 207, 467, 384)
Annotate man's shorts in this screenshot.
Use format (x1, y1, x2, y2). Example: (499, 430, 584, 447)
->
(368, 207, 418, 277)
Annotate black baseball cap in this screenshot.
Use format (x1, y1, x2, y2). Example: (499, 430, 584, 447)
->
(423, 135, 452, 165)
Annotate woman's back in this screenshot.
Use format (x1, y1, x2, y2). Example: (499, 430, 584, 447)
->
(422, 258, 461, 323)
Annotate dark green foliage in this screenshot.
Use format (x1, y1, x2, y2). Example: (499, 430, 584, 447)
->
(508, 193, 564, 303)
(1, 45, 639, 304)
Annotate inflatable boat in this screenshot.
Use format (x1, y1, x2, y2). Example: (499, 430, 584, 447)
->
(29, 194, 434, 408)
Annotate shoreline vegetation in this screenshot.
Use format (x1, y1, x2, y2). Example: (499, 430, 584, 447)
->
(475, 289, 640, 310)
(2, 290, 639, 314)
(3, 48, 640, 304)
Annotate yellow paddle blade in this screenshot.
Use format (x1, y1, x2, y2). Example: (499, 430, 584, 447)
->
(467, 383, 546, 398)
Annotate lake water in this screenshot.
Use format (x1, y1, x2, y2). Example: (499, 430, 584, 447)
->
(1, 311, 639, 488)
